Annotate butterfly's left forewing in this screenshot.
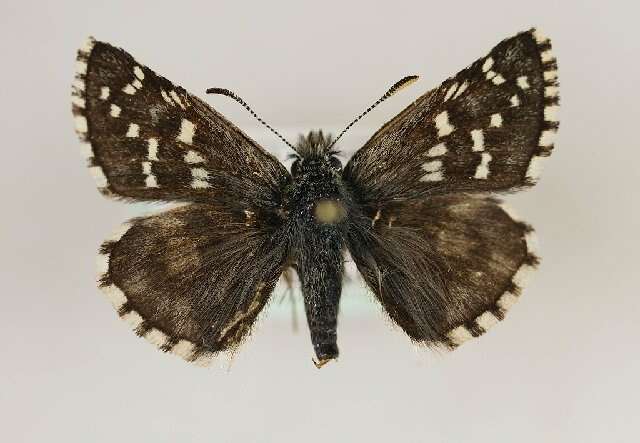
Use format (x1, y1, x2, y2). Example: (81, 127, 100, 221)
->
(72, 38, 289, 209)
(344, 28, 559, 206)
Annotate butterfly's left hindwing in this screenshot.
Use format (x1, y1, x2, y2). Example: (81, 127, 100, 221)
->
(346, 195, 537, 348)
(72, 38, 290, 210)
(344, 29, 559, 206)
(98, 204, 288, 366)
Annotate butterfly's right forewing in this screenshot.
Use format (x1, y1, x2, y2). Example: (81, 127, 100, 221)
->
(72, 38, 290, 210)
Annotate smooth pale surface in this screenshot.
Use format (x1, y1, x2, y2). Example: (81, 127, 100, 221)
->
(1, 1, 638, 442)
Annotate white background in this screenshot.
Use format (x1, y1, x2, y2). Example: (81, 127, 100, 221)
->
(1, 1, 638, 441)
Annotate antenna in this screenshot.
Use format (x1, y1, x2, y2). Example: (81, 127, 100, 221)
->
(327, 75, 419, 149)
(206, 87, 296, 150)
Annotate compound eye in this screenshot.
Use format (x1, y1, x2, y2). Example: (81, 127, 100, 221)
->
(329, 156, 342, 171)
(291, 159, 301, 177)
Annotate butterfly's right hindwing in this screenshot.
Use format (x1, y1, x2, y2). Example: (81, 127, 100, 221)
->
(72, 38, 290, 210)
(346, 195, 537, 348)
(98, 203, 288, 366)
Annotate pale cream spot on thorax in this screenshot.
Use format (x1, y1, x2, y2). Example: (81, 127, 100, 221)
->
(314, 200, 347, 224)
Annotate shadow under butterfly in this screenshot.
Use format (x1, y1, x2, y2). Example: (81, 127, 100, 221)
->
(71, 28, 559, 368)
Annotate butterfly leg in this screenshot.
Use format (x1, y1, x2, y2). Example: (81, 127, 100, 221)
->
(281, 267, 300, 333)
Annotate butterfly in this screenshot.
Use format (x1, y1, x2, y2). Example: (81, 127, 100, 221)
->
(71, 28, 559, 368)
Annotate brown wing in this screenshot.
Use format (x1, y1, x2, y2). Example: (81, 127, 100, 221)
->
(72, 37, 290, 210)
(346, 195, 538, 348)
(97, 203, 288, 365)
(343, 28, 559, 207)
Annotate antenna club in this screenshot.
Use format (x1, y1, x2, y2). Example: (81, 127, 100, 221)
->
(328, 74, 420, 149)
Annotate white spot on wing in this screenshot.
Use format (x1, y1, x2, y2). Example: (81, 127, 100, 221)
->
(448, 325, 473, 345)
(539, 130, 555, 147)
(184, 150, 205, 164)
(497, 291, 518, 311)
(133, 66, 145, 80)
(191, 179, 210, 189)
(453, 81, 468, 99)
(121, 310, 144, 330)
(525, 230, 539, 255)
(444, 82, 457, 101)
(540, 50, 554, 63)
(171, 340, 196, 360)
(474, 152, 492, 179)
(132, 79, 143, 90)
(72, 96, 85, 108)
(422, 160, 442, 173)
(79, 37, 95, 54)
(420, 171, 444, 182)
(89, 166, 108, 188)
(544, 70, 558, 81)
(513, 264, 535, 288)
(510, 95, 520, 107)
(73, 78, 85, 91)
(526, 155, 547, 180)
(74, 116, 88, 133)
(100, 86, 110, 100)
(96, 253, 109, 277)
(517, 76, 530, 90)
(161, 89, 173, 104)
(110, 104, 121, 118)
(170, 90, 185, 109)
(145, 328, 168, 347)
(142, 161, 158, 188)
(75, 61, 87, 75)
(191, 167, 210, 188)
(126, 123, 139, 138)
(177, 119, 196, 145)
(123, 84, 136, 95)
(532, 28, 548, 44)
(490, 113, 502, 128)
(471, 129, 484, 152)
(145, 175, 158, 188)
(545, 86, 559, 97)
(426, 143, 447, 157)
(102, 284, 127, 310)
(492, 74, 505, 85)
(544, 105, 560, 122)
(476, 311, 499, 330)
(79, 143, 93, 159)
(191, 168, 209, 179)
(434, 111, 454, 137)
(147, 138, 159, 161)
(482, 57, 494, 72)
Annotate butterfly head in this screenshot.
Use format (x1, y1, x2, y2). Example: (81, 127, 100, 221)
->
(290, 130, 342, 178)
